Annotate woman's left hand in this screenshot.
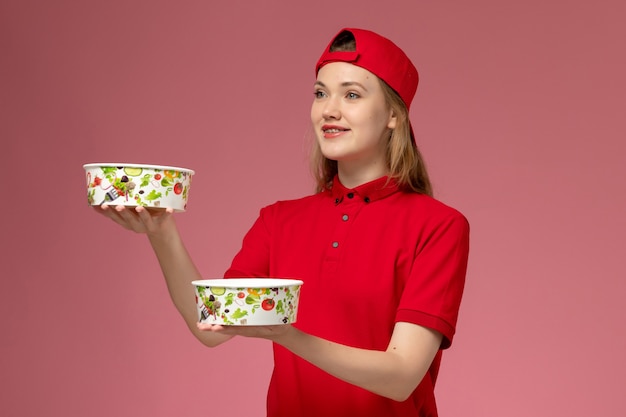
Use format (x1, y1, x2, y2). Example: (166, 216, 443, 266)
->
(196, 322, 293, 342)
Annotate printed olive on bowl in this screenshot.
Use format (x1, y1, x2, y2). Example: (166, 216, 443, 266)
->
(192, 278, 303, 325)
(83, 163, 194, 212)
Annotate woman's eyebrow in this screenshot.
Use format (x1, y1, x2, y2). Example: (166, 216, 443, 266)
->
(314, 80, 368, 90)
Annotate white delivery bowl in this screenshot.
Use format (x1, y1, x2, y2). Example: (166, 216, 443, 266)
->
(192, 278, 303, 325)
(83, 163, 194, 212)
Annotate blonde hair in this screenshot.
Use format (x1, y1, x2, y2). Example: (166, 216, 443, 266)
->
(310, 79, 433, 197)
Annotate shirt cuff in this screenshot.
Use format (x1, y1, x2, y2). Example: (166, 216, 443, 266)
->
(395, 309, 455, 349)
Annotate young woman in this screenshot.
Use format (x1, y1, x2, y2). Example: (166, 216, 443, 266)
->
(96, 28, 470, 417)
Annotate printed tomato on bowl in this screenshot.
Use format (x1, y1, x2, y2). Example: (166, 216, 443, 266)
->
(83, 163, 194, 212)
(192, 278, 303, 325)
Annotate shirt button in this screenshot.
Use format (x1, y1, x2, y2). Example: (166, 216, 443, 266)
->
(332, 242, 339, 248)
(347, 192, 354, 199)
(364, 197, 371, 203)
(342, 214, 349, 221)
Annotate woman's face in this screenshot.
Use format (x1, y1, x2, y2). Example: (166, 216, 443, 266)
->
(311, 62, 396, 174)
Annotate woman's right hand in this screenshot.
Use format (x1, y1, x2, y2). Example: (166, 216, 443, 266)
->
(93, 205, 175, 236)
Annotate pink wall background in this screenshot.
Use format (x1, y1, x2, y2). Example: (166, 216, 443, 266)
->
(2, 0, 625, 416)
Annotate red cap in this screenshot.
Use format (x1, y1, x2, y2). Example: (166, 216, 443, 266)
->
(315, 28, 419, 110)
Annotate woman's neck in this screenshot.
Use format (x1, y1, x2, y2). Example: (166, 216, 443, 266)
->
(337, 161, 388, 189)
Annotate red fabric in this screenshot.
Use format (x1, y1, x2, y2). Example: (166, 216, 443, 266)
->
(225, 176, 470, 417)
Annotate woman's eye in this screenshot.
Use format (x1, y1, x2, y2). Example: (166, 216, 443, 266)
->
(347, 92, 360, 99)
(314, 90, 326, 99)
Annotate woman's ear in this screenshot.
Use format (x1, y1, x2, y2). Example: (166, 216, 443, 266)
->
(387, 109, 398, 130)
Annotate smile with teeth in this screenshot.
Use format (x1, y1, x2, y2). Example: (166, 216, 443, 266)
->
(322, 126, 350, 135)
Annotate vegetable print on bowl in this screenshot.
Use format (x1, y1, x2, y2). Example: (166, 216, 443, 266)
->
(83, 163, 194, 212)
(192, 279, 303, 325)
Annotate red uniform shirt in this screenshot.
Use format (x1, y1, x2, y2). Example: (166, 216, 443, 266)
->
(225, 176, 470, 417)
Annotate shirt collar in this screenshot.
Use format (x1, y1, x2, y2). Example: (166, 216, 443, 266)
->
(328, 175, 400, 204)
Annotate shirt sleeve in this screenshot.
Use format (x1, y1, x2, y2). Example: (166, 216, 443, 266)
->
(395, 210, 470, 349)
(224, 205, 273, 278)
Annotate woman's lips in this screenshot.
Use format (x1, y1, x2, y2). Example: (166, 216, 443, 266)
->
(322, 125, 350, 139)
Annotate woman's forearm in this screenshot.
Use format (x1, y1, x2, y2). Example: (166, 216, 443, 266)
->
(273, 322, 442, 401)
(147, 217, 232, 347)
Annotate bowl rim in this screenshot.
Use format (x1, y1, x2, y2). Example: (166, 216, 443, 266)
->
(192, 278, 303, 288)
(83, 163, 194, 175)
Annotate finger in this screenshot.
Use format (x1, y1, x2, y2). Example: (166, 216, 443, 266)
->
(94, 204, 134, 230)
(135, 206, 161, 233)
(145, 207, 175, 220)
(135, 206, 164, 232)
(115, 205, 148, 232)
(196, 322, 225, 332)
(141, 206, 175, 230)
(93, 204, 114, 217)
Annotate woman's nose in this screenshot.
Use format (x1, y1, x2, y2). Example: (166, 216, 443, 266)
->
(322, 98, 341, 120)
